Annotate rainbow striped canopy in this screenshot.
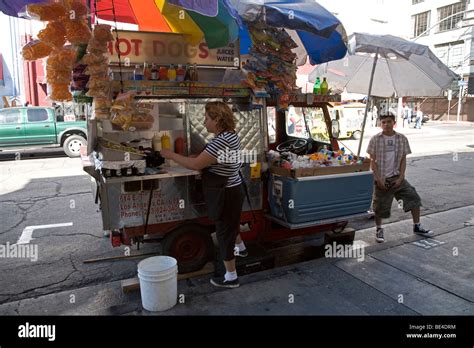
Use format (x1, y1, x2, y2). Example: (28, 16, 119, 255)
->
(0, 0, 240, 49)
(92, 0, 240, 49)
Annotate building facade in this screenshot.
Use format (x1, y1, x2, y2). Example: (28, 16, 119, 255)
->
(0, 13, 26, 107)
(408, 0, 474, 121)
(1, 12, 58, 108)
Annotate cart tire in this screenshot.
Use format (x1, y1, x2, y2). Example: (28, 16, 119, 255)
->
(162, 224, 213, 274)
(352, 131, 361, 140)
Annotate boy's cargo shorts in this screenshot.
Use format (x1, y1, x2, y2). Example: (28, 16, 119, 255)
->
(373, 176, 422, 219)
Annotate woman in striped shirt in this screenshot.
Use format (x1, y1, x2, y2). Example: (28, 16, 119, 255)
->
(161, 101, 246, 288)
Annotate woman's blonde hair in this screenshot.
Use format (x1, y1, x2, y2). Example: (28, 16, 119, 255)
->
(205, 101, 236, 132)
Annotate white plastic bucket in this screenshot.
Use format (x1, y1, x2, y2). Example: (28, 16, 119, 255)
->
(138, 256, 178, 312)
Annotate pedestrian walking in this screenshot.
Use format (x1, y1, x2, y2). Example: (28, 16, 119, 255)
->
(366, 112, 433, 243)
(414, 107, 423, 129)
(402, 103, 411, 128)
(371, 105, 378, 128)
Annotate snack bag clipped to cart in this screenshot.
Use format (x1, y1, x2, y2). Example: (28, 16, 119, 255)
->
(109, 92, 155, 131)
(64, 19, 92, 44)
(92, 24, 114, 42)
(37, 20, 67, 48)
(82, 23, 114, 120)
(21, 40, 53, 61)
(46, 46, 78, 102)
(110, 92, 136, 130)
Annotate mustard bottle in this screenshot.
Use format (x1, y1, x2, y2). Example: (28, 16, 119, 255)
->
(161, 133, 171, 150)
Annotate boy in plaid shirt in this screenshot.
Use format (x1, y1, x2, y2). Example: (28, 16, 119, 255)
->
(367, 113, 433, 243)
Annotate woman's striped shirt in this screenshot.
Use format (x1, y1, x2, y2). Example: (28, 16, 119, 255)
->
(204, 131, 242, 188)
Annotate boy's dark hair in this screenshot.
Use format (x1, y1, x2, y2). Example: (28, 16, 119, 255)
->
(379, 112, 396, 121)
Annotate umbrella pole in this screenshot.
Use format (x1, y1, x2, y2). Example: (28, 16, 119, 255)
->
(357, 49, 379, 157)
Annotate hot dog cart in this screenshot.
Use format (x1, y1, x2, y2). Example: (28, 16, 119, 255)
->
(83, 90, 373, 274)
(81, 29, 374, 274)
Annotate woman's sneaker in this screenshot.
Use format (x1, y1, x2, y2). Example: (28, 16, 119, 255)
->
(414, 224, 433, 236)
(376, 228, 385, 243)
(234, 247, 248, 257)
(210, 277, 239, 288)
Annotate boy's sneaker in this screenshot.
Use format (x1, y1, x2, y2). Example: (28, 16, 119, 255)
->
(414, 224, 433, 236)
(376, 228, 385, 243)
(210, 277, 239, 289)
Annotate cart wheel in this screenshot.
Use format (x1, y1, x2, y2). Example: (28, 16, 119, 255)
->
(162, 224, 213, 274)
(332, 221, 348, 234)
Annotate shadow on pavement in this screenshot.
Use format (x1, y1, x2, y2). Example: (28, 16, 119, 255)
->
(0, 147, 67, 161)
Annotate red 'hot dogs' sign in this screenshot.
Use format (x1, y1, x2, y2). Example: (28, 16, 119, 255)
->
(107, 30, 240, 67)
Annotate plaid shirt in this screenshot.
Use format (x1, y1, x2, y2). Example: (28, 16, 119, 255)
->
(366, 131, 411, 181)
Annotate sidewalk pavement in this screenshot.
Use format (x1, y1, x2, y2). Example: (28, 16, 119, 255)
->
(366, 123, 470, 137)
(0, 206, 473, 316)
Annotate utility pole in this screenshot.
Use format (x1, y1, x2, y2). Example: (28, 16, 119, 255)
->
(457, 81, 464, 122)
(447, 89, 452, 121)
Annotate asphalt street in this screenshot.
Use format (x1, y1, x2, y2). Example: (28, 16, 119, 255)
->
(0, 122, 473, 305)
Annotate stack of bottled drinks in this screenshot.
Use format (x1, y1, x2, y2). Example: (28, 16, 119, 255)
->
(313, 77, 329, 95)
(134, 62, 199, 82)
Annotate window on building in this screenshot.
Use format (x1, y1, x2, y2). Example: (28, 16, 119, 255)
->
(438, 1, 466, 32)
(412, 0, 424, 4)
(412, 11, 430, 37)
(435, 41, 465, 68)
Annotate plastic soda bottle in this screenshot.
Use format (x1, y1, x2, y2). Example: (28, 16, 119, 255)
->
(159, 66, 168, 81)
(191, 63, 199, 81)
(313, 77, 321, 95)
(320, 77, 328, 95)
(167, 64, 177, 82)
(184, 64, 192, 81)
(151, 63, 159, 80)
(176, 64, 185, 82)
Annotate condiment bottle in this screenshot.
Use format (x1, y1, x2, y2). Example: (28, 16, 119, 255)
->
(152, 133, 161, 151)
(161, 133, 171, 150)
(175, 137, 185, 155)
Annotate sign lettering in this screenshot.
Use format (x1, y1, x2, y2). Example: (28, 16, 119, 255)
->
(108, 31, 239, 67)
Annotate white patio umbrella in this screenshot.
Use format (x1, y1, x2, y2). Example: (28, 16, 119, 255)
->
(308, 32, 458, 155)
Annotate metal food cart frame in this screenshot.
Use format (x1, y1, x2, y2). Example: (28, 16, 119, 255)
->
(83, 86, 373, 273)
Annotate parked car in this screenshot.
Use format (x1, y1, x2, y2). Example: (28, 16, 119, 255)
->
(0, 107, 87, 157)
